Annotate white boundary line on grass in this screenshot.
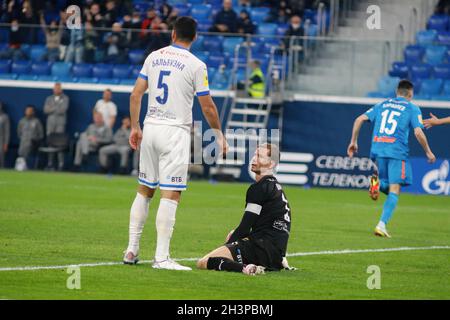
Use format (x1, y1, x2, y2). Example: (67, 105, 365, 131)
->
(0, 246, 449, 272)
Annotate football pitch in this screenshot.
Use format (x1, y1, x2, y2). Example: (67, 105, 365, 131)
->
(0, 170, 449, 300)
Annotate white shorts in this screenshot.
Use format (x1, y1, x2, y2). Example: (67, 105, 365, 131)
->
(138, 124, 190, 191)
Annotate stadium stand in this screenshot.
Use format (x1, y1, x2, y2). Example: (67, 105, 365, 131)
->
(371, 4, 450, 100)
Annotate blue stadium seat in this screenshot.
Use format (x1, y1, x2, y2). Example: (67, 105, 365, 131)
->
(37, 75, 58, 82)
(128, 50, 145, 65)
(303, 9, 317, 22)
(92, 63, 113, 78)
(207, 54, 226, 68)
(0, 28, 9, 43)
(377, 76, 400, 96)
(404, 45, 425, 64)
(367, 91, 387, 98)
(72, 63, 93, 78)
(98, 78, 120, 84)
(0, 73, 17, 80)
(277, 24, 290, 37)
(130, 66, 141, 79)
(203, 36, 223, 53)
(434, 64, 450, 79)
(0, 60, 12, 73)
(11, 60, 31, 74)
(57, 75, 77, 83)
(410, 63, 433, 79)
(258, 23, 278, 35)
(194, 51, 210, 62)
(173, 4, 191, 16)
(30, 45, 47, 62)
(222, 37, 243, 55)
(120, 79, 136, 86)
(389, 62, 409, 78)
(197, 22, 212, 32)
(75, 77, 99, 84)
(425, 45, 447, 65)
(306, 24, 318, 37)
(427, 15, 448, 32)
(431, 94, 450, 101)
(191, 35, 204, 53)
(112, 65, 132, 79)
(31, 62, 52, 75)
(413, 93, 431, 100)
(17, 74, 38, 81)
(51, 62, 72, 77)
(420, 79, 443, 95)
(210, 70, 230, 90)
(190, 4, 212, 21)
(416, 29, 438, 46)
(168, 0, 187, 5)
(437, 31, 450, 46)
(189, 0, 205, 4)
(227, 56, 247, 68)
(250, 7, 270, 24)
(442, 80, 450, 95)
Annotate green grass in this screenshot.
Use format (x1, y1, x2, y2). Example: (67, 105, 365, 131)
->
(0, 170, 449, 300)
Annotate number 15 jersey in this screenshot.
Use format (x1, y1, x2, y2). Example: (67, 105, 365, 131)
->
(365, 96, 424, 160)
(139, 44, 210, 127)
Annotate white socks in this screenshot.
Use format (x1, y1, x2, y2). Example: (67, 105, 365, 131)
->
(126, 193, 151, 255)
(377, 221, 386, 230)
(155, 198, 178, 262)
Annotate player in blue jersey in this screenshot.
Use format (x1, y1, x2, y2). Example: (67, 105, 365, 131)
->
(347, 80, 436, 238)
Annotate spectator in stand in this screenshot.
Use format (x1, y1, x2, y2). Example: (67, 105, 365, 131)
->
(64, 9, 84, 63)
(143, 16, 170, 58)
(238, 0, 252, 10)
(103, 0, 119, 28)
(98, 116, 132, 174)
(19, 0, 37, 43)
(160, 3, 173, 23)
(43, 83, 69, 170)
(436, 0, 450, 14)
(73, 111, 112, 169)
(209, 0, 238, 33)
(94, 89, 118, 129)
(0, 102, 10, 168)
(270, 0, 294, 24)
(84, 2, 105, 30)
(0, 19, 27, 61)
(122, 11, 143, 49)
(281, 15, 304, 50)
(103, 22, 129, 63)
(165, 8, 179, 30)
(17, 105, 44, 168)
(83, 21, 100, 63)
(237, 10, 256, 35)
(140, 7, 158, 41)
(39, 12, 63, 62)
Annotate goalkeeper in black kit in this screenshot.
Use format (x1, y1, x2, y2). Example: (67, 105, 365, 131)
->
(197, 143, 296, 276)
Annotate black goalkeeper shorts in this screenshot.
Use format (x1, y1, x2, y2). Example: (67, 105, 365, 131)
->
(225, 237, 283, 271)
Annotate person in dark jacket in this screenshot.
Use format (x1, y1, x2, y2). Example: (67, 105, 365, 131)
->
(209, 0, 238, 33)
(236, 10, 255, 35)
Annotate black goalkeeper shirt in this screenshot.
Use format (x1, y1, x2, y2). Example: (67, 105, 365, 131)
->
(228, 175, 292, 256)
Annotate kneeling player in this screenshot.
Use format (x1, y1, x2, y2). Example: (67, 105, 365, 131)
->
(197, 143, 295, 276)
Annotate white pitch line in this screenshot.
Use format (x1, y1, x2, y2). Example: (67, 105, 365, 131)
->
(0, 246, 449, 272)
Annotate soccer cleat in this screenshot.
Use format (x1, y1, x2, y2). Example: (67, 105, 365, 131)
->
(369, 174, 380, 201)
(152, 259, 192, 271)
(242, 264, 265, 276)
(374, 226, 391, 238)
(123, 251, 139, 265)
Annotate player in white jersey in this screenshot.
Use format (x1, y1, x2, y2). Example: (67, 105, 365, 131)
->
(122, 17, 228, 271)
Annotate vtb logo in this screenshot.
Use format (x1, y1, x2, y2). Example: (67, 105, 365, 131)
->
(422, 160, 450, 195)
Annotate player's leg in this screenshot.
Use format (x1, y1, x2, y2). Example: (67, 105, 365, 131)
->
(152, 126, 191, 271)
(124, 125, 159, 264)
(371, 158, 389, 200)
(375, 159, 409, 238)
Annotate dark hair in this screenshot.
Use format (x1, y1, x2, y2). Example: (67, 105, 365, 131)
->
(397, 79, 414, 91)
(173, 17, 197, 42)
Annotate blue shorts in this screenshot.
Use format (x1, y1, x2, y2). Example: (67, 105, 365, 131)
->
(376, 157, 413, 186)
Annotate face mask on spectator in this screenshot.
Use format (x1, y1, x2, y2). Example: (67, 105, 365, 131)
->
(11, 25, 19, 32)
(292, 23, 301, 30)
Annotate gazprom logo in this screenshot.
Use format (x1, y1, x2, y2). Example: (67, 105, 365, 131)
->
(422, 160, 450, 195)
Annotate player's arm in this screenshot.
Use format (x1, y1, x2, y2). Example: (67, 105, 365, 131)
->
(198, 94, 228, 155)
(347, 114, 369, 158)
(129, 77, 148, 150)
(414, 127, 436, 163)
(424, 113, 450, 128)
(226, 210, 259, 244)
